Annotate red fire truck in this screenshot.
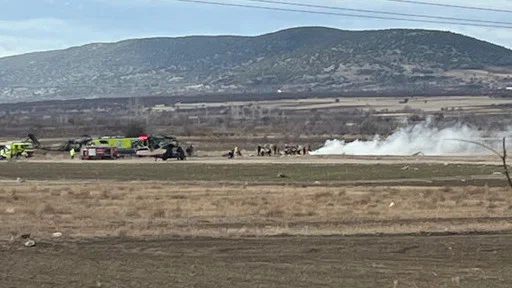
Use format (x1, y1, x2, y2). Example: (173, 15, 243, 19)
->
(81, 146, 120, 160)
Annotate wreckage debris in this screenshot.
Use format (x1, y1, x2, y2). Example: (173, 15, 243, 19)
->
(24, 239, 36, 247)
(20, 233, 31, 239)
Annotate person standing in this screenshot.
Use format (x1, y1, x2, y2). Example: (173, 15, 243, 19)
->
(234, 146, 242, 157)
(70, 147, 76, 159)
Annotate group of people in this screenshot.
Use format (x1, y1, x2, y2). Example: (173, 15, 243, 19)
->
(0, 148, 29, 160)
(257, 144, 277, 156)
(227, 146, 242, 159)
(257, 144, 311, 156)
(224, 144, 313, 159)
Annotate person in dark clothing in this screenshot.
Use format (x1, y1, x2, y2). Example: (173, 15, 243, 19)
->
(186, 145, 194, 157)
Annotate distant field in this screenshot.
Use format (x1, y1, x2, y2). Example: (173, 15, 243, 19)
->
(2, 94, 512, 140)
(175, 95, 512, 114)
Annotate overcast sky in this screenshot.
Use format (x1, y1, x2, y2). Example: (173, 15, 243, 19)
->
(1, 0, 512, 57)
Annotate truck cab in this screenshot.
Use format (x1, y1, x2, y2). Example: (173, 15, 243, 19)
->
(2, 142, 34, 158)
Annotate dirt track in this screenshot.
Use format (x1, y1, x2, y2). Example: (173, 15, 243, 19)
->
(22, 153, 506, 165)
(2, 234, 511, 288)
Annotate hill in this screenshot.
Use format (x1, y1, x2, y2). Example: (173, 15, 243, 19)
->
(1, 26, 512, 102)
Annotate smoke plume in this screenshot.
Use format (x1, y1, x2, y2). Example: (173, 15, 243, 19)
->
(311, 118, 507, 156)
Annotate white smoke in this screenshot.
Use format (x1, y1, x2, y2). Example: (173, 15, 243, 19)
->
(311, 118, 508, 156)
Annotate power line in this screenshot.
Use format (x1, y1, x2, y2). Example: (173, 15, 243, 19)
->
(241, 0, 512, 26)
(386, 0, 512, 14)
(175, 0, 512, 28)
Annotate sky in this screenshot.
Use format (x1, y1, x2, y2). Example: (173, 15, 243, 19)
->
(1, 0, 512, 57)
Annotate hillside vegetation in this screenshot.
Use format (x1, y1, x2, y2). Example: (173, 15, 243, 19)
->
(1, 26, 512, 102)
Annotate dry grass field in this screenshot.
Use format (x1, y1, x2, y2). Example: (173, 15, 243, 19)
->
(2, 159, 512, 287)
(2, 183, 512, 240)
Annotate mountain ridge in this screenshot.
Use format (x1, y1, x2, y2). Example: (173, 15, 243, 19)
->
(1, 26, 511, 103)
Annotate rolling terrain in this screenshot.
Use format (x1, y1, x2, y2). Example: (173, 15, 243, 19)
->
(1, 26, 512, 102)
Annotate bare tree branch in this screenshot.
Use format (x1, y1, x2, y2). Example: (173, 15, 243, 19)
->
(447, 137, 512, 189)
(502, 138, 512, 189)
